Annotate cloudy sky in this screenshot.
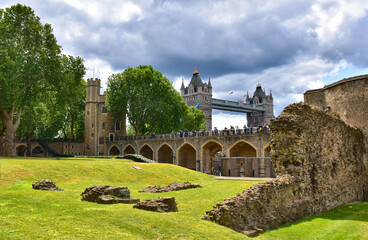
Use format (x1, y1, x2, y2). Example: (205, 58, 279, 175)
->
(2, 0, 368, 129)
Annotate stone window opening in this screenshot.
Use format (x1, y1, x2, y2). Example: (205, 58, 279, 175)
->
(102, 107, 108, 113)
(102, 122, 105, 129)
(116, 120, 120, 131)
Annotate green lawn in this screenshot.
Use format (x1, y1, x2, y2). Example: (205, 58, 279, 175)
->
(0, 157, 367, 240)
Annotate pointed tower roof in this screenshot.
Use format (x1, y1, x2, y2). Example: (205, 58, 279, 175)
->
(252, 82, 266, 103)
(208, 76, 212, 88)
(189, 67, 204, 87)
(181, 78, 185, 90)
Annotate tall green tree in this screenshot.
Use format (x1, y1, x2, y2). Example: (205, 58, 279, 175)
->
(16, 55, 86, 146)
(106, 65, 189, 135)
(182, 106, 206, 131)
(0, 4, 61, 156)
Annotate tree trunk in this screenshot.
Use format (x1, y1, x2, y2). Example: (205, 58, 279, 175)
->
(71, 119, 75, 139)
(3, 120, 16, 156)
(2, 107, 22, 157)
(26, 131, 33, 157)
(0, 127, 5, 156)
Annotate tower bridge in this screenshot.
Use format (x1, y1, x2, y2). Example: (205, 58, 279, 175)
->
(212, 98, 265, 113)
(181, 68, 274, 130)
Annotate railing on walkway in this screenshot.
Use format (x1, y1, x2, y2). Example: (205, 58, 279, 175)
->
(109, 126, 270, 142)
(16, 138, 84, 143)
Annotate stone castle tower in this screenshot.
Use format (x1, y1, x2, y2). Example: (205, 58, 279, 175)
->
(181, 68, 213, 130)
(246, 83, 274, 127)
(84, 78, 126, 156)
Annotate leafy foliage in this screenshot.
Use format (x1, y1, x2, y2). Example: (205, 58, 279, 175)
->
(0, 4, 86, 156)
(106, 65, 205, 135)
(181, 106, 206, 131)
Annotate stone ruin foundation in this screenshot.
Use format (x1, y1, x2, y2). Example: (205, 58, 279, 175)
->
(133, 197, 178, 212)
(32, 179, 63, 191)
(81, 185, 139, 204)
(202, 103, 368, 237)
(139, 182, 202, 193)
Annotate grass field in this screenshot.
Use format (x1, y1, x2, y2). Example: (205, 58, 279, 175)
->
(1, 157, 367, 240)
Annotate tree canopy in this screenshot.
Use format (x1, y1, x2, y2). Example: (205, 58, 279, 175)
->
(106, 65, 205, 135)
(0, 4, 85, 156)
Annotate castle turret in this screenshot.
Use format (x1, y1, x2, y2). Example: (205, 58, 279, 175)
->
(181, 68, 213, 130)
(246, 83, 274, 127)
(84, 78, 126, 156)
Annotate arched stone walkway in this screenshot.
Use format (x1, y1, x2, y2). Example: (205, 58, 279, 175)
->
(157, 144, 174, 164)
(140, 144, 153, 160)
(109, 145, 120, 156)
(178, 143, 196, 170)
(201, 140, 222, 174)
(123, 145, 135, 155)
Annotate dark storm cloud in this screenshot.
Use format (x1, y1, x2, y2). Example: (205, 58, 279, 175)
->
(1, 0, 367, 121)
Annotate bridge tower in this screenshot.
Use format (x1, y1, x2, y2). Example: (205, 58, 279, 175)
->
(84, 78, 126, 156)
(181, 68, 213, 130)
(246, 83, 274, 127)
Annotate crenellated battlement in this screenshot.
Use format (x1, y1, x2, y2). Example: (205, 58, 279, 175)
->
(87, 78, 101, 86)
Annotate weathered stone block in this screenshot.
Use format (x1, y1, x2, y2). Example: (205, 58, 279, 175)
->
(81, 185, 138, 204)
(32, 179, 63, 191)
(133, 197, 178, 212)
(139, 182, 202, 193)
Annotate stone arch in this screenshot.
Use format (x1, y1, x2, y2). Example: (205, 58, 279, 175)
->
(123, 144, 136, 155)
(31, 146, 44, 157)
(263, 143, 271, 157)
(228, 140, 258, 157)
(263, 143, 275, 178)
(157, 143, 174, 164)
(139, 144, 154, 160)
(201, 140, 223, 174)
(227, 140, 258, 177)
(16, 144, 27, 157)
(109, 145, 120, 156)
(177, 142, 197, 170)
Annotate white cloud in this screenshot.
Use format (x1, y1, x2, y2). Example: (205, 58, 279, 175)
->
(212, 112, 247, 130)
(57, 0, 147, 24)
(310, 0, 368, 43)
(84, 58, 123, 92)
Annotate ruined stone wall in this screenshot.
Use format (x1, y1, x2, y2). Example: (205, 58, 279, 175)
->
(304, 75, 368, 131)
(202, 103, 367, 236)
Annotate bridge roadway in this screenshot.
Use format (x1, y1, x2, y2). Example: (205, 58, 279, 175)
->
(212, 98, 265, 113)
(106, 128, 271, 177)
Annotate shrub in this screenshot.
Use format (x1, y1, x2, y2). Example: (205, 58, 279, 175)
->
(117, 154, 156, 163)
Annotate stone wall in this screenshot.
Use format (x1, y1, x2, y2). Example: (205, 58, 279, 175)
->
(202, 103, 368, 236)
(304, 75, 368, 131)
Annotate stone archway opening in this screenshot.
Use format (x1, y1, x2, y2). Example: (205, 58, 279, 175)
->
(202, 141, 222, 174)
(226, 141, 258, 177)
(109, 145, 120, 156)
(123, 145, 135, 155)
(16, 145, 27, 157)
(157, 144, 173, 164)
(140, 144, 153, 160)
(263, 144, 275, 177)
(178, 143, 196, 170)
(32, 146, 44, 157)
